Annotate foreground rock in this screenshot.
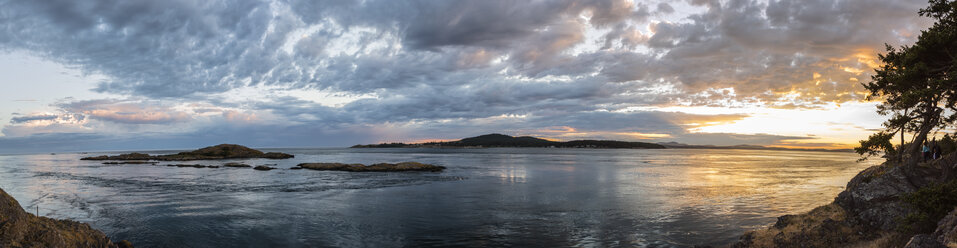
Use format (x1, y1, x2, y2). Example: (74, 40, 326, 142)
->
(929, 208, 957, 247)
(296, 162, 446, 172)
(253, 165, 277, 171)
(733, 153, 957, 247)
(0, 187, 132, 248)
(81, 144, 293, 161)
(901, 207, 957, 247)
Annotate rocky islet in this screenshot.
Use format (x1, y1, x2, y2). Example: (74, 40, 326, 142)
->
(81, 144, 294, 161)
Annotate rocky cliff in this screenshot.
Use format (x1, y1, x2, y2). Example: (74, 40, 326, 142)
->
(0, 188, 132, 248)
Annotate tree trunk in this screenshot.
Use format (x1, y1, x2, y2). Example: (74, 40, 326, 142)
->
(906, 109, 942, 166)
(900, 126, 905, 164)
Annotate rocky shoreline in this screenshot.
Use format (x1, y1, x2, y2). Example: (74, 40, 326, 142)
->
(0, 188, 132, 248)
(731, 153, 957, 247)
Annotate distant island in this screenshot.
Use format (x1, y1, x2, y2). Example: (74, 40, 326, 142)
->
(351, 133, 667, 149)
(352, 133, 853, 152)
(81, 144, 294, 161)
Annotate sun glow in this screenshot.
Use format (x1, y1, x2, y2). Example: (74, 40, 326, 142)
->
(639, 102, 883, 149)
(685, 102, 883, 148)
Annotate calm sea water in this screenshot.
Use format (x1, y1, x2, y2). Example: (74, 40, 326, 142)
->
(0, 148, 877, 247)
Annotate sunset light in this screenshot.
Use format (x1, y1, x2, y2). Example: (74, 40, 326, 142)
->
(2, 0, 956, 247)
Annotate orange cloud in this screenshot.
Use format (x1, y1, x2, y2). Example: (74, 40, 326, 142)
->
(59, 99, 191, 124)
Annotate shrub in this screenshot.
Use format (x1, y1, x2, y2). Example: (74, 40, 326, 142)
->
(899, 179, 957, 234)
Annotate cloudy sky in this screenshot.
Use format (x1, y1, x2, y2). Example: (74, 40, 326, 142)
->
(0, 0, 935, 153)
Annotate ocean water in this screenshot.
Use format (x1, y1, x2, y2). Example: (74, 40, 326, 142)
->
(0, 148, 878, 247)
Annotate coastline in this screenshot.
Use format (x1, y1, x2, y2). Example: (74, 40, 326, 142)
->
(0, 188, 131, 248)
(730, 153, 957, 247)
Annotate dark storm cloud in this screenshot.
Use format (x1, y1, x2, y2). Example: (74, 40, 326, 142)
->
(657, 3, 675, 14)
(9, 114, 58, 124)
(637, 0, 929, 100)
(0, 0, 925, 100)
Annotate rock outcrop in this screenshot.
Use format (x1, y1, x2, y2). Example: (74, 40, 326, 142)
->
(733, 153, 957, 247)
(253, 165, 276, 171)
(933, 208, 957, 247)
(81, 144, 293, 161)
(295, 162, 446, 172)
(223, 163, 251, 168)
(0, 187, 131, 248)
(103, 161, 156, 165)
(170, 164, 207, 168)
(903, 207, 957, 247)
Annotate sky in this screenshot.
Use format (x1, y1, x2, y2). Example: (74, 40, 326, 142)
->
(0, 0, 936, 154)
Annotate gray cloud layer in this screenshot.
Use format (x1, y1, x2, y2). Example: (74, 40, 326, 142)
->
(0, 0, 931, 152)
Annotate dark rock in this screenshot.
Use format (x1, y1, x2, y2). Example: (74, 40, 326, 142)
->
(932, 207, 957, 246)
(289, 167, 303, 170)
(296, 163, 360, 170)
(733, 152, 957, 247)
(223, 163, 251, 168)
(80, 144, 294, 161)
(774, 214, 799, 229)
(0, 187, 129, 247)
(82, 155, 110, 160)
(207, 165, 220, 168)
(82, 153, 151, 160)
(263, 152, 294, 159)
(253, 165, 277, 171)
(296, 162, 445, 172)
(173, 164, 206, 168)
(835, 160, 945, 231)
(117, 240, 134, 248)
(904, 234, 945, 248)
(103, 161, 155, 165)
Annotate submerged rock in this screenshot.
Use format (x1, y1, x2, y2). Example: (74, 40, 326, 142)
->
(102, 161, 156, 165)
(253, 165, 277, 171)
(296, 162, 445, 172)
(173, 164, 206, 168)
(296, 163, 363, 170)
(262, 152, 294, 159)
(223, 163, 251, 168)
(0, 187, 131, 248)
(80, 144, 294, 161)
